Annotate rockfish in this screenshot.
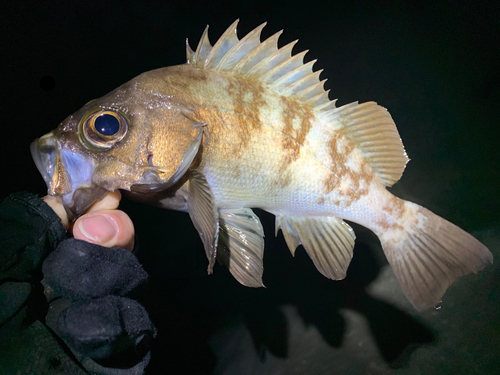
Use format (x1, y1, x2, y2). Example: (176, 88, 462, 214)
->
(31, 20, 492, 310)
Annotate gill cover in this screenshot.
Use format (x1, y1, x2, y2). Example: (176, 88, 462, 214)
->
(130, 106, 206, 193)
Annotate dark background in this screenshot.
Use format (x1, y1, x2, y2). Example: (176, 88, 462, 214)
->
(1, 1, 499, 374)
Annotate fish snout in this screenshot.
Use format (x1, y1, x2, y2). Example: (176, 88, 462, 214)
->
(31, 132, 104, 220)
(31, 132, 71, 196)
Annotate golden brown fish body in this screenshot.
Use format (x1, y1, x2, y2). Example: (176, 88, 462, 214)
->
(157, 65, 414, 244)
(31, 20, 492, 310)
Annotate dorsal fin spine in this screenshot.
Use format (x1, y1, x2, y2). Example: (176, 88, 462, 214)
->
(205, 19, 240, 68)
(194, 25, 212, 65)
(186, 39, 195, 63)
(271, 59, 316, 93)
(304, 89, 330, 106)
(295, 79, 327, 100)
(314, 99, 337, 112)
(215, 22, 267, 70)
(245, 40, 297, 78)
(260, 49, 307, 83)
(232, 30, 283, 74)
(282, 70, 323, 96)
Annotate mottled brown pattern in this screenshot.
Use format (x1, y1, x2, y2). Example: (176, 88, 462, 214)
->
(383, 195, 406, 219)
(374, 195, 406, 231)
(375, 217, 404, 232)
(280, 96, 313, 162)
(194, 107, 260, 165)
(323, 131, 375, 207)
(125, 64, 377, 207)
(254, 95, 315, 189)
(224, 76, 267, 157)
(375, 218, 392, 231)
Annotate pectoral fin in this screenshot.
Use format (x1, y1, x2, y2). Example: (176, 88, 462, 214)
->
(184, 170, 219, 274)
(276, 215, 356, 280)
(217, 208, 265, 287)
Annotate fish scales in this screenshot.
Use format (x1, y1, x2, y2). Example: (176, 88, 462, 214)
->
(163, 66, 381, 219)
(30, 20, 492, 310)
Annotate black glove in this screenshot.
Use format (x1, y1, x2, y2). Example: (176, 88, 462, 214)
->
(43, 238, 156, 374)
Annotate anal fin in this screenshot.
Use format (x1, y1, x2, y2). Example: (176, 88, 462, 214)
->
(217, 208, 265, 287)
(276, 215, 356, 280)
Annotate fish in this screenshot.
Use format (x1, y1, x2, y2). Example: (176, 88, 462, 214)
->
(31, 20, 492, 310)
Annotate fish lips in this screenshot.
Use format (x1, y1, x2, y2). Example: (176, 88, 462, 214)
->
(31, 133, 106, 220)
(31, 133, 58, 192)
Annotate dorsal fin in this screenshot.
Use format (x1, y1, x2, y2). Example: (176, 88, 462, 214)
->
(324, 101, 409, 186)
(186, 20, 409, 186)
(186, 20, 331, 109)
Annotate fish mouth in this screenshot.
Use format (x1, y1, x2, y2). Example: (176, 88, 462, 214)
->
(31, 133, 106, 220)
(31, 132, 65, 195)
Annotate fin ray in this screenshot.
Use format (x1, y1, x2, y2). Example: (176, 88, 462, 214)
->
(246, 40, 298, 79)
(276, 215, 356, 280)
(233, 30, 283, 75)
(217, 208, 265, 287)
(185, 170, 219, 274)
(193, 25, 212, 66)
(216, 22, 267, 71)
(282, 70, 323, 96)
(326, 101, 409, 186)
(378, 202, 493, 310)
(205, 19, 240, 68)
(270, 60, 316, 93)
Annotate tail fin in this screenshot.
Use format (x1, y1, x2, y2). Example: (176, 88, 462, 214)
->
(378, 201, 492, 310)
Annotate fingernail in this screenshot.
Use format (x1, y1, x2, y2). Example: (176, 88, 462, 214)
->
(78, 214, 118, 244)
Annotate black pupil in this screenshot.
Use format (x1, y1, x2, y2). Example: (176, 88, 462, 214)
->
(95, 114, 120, 136)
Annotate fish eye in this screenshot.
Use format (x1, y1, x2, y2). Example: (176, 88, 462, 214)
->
(95, 114, 120, 136)
(80, 109, 128, 150)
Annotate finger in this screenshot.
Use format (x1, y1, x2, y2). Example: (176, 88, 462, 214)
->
(43, 195, 70, 230)
(86, 190, 122, 212)
(73, 209, 135, 251)
(43, 190, 122, 231)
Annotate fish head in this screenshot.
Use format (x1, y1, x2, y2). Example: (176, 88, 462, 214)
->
(31, 69, 204, 220)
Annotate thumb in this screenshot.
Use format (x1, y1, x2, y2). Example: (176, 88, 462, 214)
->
(73, 210, 135, 251)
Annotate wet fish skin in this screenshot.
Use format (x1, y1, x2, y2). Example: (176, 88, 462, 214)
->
(31, 20, 492, 310)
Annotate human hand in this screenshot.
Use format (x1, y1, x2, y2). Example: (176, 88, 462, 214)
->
(43, 190, 135, 251)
